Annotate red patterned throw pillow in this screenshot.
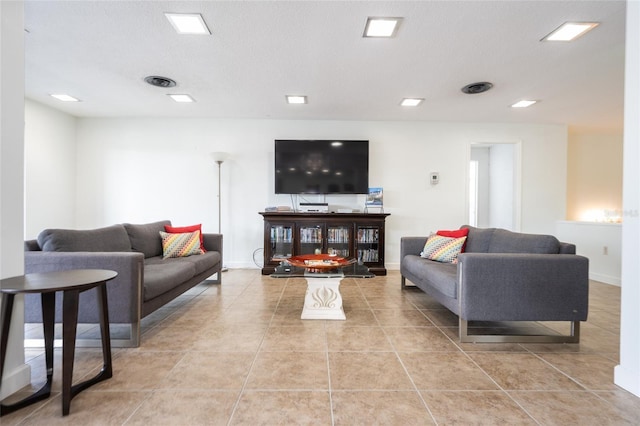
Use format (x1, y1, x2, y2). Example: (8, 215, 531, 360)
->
(160, 231, 204, 259)
(421, 234, 467, 264)
(436, 228, 469, 252)
(165, 224, 206, 252)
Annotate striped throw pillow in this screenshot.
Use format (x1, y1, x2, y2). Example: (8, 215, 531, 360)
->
(420, 234, 467, 264)
(160, 231, 204, 259)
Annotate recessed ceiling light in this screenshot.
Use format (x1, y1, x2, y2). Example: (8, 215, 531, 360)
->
(164, 13, 211, 35)
(542, 22, 599, 41)
(400, 98, 424, 107)
(286, 95, 307, 104)
(50, 94, 80, 102)
(363, 17, 402, 38)
(168, 94, 195, 103)
(511, 100, 537, 108)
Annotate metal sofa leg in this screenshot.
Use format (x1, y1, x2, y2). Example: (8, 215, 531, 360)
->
(459, 318, 581, 344)
(205, 270, 222, 285)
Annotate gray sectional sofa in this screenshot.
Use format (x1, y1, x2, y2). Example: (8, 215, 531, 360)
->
(401, 226, 589, 343)
(24, 220, 222, 347)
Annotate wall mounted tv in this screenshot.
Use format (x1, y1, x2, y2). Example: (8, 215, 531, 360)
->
(275, 139, 369, 194)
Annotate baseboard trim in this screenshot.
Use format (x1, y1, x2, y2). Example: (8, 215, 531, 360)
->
(614, 364, 640, 397)
(0, 363, 31, 400)
(589, 272, 621, 286)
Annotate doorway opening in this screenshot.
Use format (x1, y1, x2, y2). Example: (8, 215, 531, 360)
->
(468, 142, 522, 231)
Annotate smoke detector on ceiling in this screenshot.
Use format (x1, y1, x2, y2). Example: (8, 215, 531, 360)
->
(461, 82, 493, 94)
(144, 76, 177, 88)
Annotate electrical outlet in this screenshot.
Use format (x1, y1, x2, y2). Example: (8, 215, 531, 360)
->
(603, 246, 608, 255)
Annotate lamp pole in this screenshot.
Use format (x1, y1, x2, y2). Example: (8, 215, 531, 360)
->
(216, 159, 223, 234)
(211, 152, 230, 271)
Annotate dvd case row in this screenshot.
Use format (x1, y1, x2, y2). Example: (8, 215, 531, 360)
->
(358, 249, 379, 262)
(271, 225, 379, 245)
(357, 228, 379, 243)
(270, 226, 292, 243)
(300, 227, 323, 243)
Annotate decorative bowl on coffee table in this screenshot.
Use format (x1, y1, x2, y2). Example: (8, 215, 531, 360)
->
(287, 254, 356, 273)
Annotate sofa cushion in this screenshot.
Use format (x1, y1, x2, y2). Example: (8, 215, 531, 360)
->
(123, 220, 171, 258)
(178, 251, 221, 275)
(160, 231, 204, 259)
(462, 226, 495, 253)
(402, 255, 457, 298)
(37, 225, 132, 252)
(420, 234, 466, 263)
(145, 252, 220, 276)
(143, 260, 195, 301)
(25, 239, 41, 252)
(488, 228, 560, 254)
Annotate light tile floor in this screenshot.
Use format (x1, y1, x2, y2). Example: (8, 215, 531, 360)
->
(3, 270, 640, 425)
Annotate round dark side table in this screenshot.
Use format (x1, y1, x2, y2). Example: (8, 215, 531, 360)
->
(0, 269, 117, 416)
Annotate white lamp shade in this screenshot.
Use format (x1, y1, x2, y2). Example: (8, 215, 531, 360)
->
(211, 151, 230, 163)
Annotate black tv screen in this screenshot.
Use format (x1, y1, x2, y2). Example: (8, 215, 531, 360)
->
(275, 140, 369, 194)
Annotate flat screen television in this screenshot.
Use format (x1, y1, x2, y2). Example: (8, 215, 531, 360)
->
(275, 140, 369, 194)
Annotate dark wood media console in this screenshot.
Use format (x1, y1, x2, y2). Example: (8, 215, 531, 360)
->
(259, 212, 390, 275)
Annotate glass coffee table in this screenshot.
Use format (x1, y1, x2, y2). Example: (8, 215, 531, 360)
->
(272, 261, 374, 320)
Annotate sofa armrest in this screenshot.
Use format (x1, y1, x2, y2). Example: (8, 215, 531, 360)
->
(24, 251, 145, 323)
(202, 233, 223, 254)
(400, 237, 428, 262)
(456, 253, 589, 322)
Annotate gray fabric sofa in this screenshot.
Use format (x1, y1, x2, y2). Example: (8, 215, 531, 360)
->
(24, 220, 223, 347)
(400, 226, 589, 343)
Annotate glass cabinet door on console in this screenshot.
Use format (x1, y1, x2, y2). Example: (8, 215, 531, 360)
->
(298, 224, 323, 255)
(327, 225, 351, 257)
(269, 224, 293, 261)
(357, 226, 380, 264)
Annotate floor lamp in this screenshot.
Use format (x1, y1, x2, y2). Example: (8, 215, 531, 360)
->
(211, 151, 230, 272)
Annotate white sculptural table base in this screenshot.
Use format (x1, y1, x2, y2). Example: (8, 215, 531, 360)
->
(301, 271, 346, 320)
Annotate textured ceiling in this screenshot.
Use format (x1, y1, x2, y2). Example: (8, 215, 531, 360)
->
(24, 0, 626, 130)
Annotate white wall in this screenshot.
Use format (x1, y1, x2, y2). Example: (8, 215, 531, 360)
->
(65, 119, 569, 269)
(556, 221, 621, 285)
(615, 0, 640, 398)
(24, 100, 77, 239)
(1, 0, 30, 400)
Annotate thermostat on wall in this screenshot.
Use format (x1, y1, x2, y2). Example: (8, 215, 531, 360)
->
(430, 172, 439, 185)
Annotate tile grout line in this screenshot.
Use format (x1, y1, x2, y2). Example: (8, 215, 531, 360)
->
(375, 291, 440, 425)
(452, 348, 543, 425)
(225, 276, 289, 426)
(324, 319, 335, 426)
(407, 294, 544, 426)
